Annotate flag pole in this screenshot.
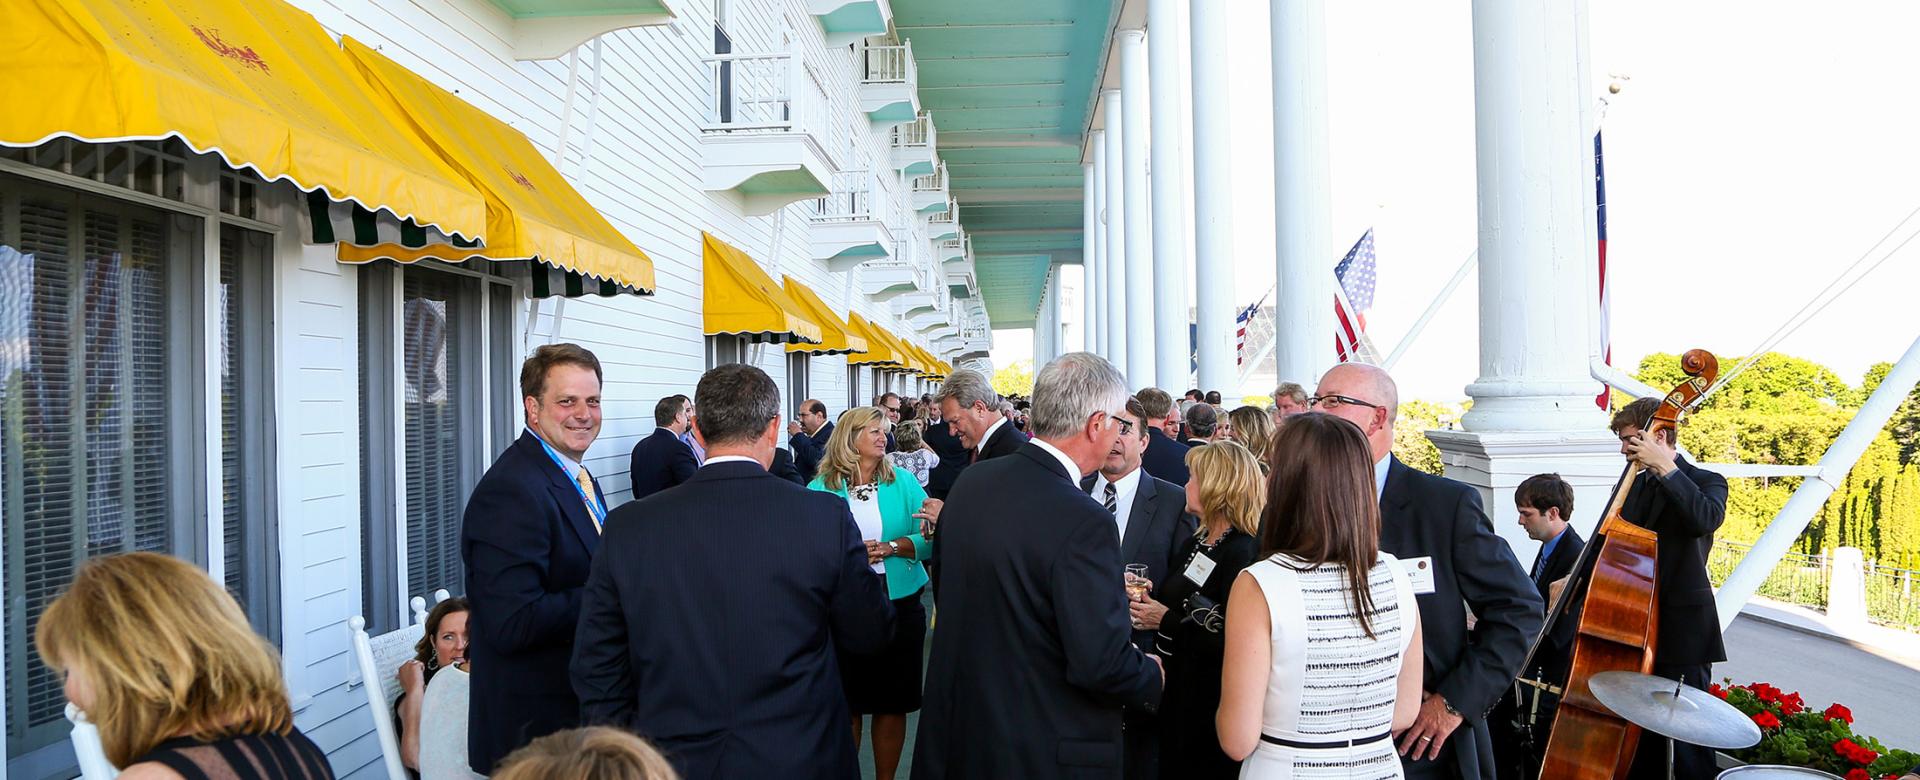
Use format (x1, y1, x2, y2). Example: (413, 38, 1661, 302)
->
(1381, 249, 1476, 371)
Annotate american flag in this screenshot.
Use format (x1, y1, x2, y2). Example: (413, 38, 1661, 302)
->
(1234, 293, 1269, 366)
(1333, 229, 1376, 362)
(1594, 130, 1612, 411)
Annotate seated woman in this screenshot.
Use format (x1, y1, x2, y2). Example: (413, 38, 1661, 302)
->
(35, 552, 334, 780)
(493, 727, 680, 780)
(397, 597, 470, 772)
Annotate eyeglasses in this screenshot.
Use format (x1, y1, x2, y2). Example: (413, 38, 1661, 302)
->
(1114, 417, 1137, 436)
(1308, 394, 1382, 412)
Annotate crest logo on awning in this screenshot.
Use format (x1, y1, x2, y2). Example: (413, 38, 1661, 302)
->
(191, 26, 270, 74)
(506, 168, 537, 192)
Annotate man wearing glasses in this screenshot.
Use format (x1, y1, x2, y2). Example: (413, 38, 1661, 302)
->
(1312, 363, 1543, 780)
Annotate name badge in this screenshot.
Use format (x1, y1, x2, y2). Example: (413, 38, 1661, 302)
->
(1183, 553, 1217, 587)
(1403, 556, 1438, 595)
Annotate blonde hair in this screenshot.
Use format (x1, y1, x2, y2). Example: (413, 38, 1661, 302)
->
(1185, 441, 1266, 536)
(1227, 406, 1276, 467)
(35, 552, 292, 767)
(894, 419, 925, 452)
(819, 407, 897, 492)
(493, 727, 681, 780)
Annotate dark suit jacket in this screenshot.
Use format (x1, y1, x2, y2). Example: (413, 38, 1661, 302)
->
(573, 461, 894, 780)
(923, 419, 970, 499)
(1379, 457, 1544, 780)
(788, 421, 832, 484)
(1080, 470, 1197, 652)
(1529, 525, 1586, 678)
(977, 419, 1028, 462)
(770, 448, 806, 485)
(913, 443, 1162, 780)
(1619, 456, 1729, 667)
(1138, 428, 1190, 487)
(462, 431, 605, 773)
(628, 428, 697, 501)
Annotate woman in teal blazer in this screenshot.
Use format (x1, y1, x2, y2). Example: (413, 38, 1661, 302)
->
(807, 406, 934, 780)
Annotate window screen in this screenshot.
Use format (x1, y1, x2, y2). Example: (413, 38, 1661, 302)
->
(787, 352, 810, 418)
(401, 269, 474, 602)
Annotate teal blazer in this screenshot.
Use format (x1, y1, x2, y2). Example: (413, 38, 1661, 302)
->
(808, 466, 932, 600)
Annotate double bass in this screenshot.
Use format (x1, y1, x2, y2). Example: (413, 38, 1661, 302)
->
(1515, 349, 1719, 779)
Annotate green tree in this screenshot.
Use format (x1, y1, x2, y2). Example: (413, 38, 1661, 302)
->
(992, 360, 1034, 398)
(1860, 361, 1920, 466)
(1392, 400, 1465, 476)
(1633, 351, 1851, 413)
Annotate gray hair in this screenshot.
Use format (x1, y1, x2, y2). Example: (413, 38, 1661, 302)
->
(1029, 353, 1130, 440)
(694, 364, 781, 446)
(934, 369, 999, 412)
(1272, 381, 1308, 404)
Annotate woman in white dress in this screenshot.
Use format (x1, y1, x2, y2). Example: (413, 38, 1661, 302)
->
(1217, 413, 1425, 779)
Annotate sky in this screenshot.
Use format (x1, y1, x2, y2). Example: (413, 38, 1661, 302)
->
(992, 0, 1920, 403)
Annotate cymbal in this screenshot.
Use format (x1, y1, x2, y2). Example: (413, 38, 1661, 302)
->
(1717, 766, 1842, 779)
(1588, 671, 1763, 750)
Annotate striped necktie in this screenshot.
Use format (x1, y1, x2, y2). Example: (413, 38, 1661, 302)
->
(576, 466, 603, 534)
(1103, 481, 1119, 514)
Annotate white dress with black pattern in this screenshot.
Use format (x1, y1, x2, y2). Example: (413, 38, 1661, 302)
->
(1239, 553, 1416, 780)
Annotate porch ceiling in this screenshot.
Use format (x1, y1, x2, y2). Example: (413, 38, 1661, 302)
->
(892, 0, 1113, 328)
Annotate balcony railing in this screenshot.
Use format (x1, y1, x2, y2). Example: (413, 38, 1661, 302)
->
(912, 161, 947, 192)
(862, 41, 916, 85)
(701, 47, 830, 137)
(892, 111, 935, 151)
(961, 326, 989, 341)
(810, 170, 880, 222)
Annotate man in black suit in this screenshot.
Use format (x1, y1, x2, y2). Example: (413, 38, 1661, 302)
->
(1489, 473, 1586, 780)
(462, 343, 610, 773)
(785, 398, 833, 483)
(877, 392, 903, 452)
(922, 369, 1026, 578)
(573, 363, 894, 780)
(913, 353, 1164, 780)
(1314, 363, 1544, 780)
(628, 395, 697, 500)
(1134, 388, 1190, 486)
(922, 402, 970, 500)
(1610, 396, 1728, 780)
(1080, 396, 1195, 780)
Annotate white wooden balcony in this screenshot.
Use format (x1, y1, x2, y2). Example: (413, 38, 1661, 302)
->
(925, 200, 959, 241)
(937, 233, 969, 264)
(699, 45, 835, 215)
(896, 289, 950, 333)
(859, 253, 933, 302)
(808, 169, 895, 272)
(910, 160, 948, 212)
(859, 41, 920, 126)
(945, 258, 977, 300)
(807, 0, 893, 47)
(460, 0, 678, 60)
(891, 111, 937, 176)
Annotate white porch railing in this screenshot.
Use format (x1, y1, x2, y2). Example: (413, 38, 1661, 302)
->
(892, 111, 935, 151)
(810, 169, 880, 222)
(912, 161, 947, 192)
(861, 41, 916, 85)
(701, 46, 830, 137)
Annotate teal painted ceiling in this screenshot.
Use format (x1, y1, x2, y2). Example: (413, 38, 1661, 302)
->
(892, 0, 1112, 327)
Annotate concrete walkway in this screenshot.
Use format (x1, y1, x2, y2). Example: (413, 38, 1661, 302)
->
(1718, 600, 1920, 751)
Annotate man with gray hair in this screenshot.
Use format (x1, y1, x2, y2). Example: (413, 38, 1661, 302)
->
(914, 353, 1164, 779)
(574, 363, 894, 779)
(934, 369, 1024, 462)
(1271, 381, 1309, 421)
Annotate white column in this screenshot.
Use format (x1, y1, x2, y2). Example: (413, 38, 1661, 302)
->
(1459, 0, 1604, 434)
(1190, 0, 1236, 394)
(1119, 30, 1155, 388)
(1147, 2, 1191, 392)
(1270, 0, 1335, 388)
(1082, 160, 1101, 357)
(1101, 89, 1130, 377)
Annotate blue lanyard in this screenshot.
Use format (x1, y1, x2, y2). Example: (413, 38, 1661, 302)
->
(533, 431, 606, 524)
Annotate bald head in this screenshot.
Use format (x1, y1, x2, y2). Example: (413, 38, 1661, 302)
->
(1314, 363, 1400, 461)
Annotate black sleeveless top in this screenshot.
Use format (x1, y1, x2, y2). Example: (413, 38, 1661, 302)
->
(132, 729, 334, 780)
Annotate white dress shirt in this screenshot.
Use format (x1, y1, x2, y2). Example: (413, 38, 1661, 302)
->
(1093, 467, 1144, 542)
(1373, 452, 1392, 499)
(702, 454, 761, 468)
(976, 416, 1009, 453)
(1028, 437, 1084, 483)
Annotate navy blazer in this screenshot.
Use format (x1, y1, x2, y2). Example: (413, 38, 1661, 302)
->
(1529, 525, 1586, 679)
(913, 443, 1162, 779)
(462, 431, 605, 773)
(922, 419, 970, 499)
(977, 419, 1028, 462)
(628, 427, 697, 501)
(573, 461, 893, 780)
(1619, 456, 1729, 667)
(1138, 428, 1190, 487)
(788, 421, 832, 483)
(1379, 457, 1544, 780)
(1080, 470, 1197, 652)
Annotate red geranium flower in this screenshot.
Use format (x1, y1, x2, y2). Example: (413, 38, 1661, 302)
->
(1708, 683, 1728, 699)
(1753, 711, 1781, 729)
(1845, 769, 1869, 780)
(1825, 703, 1855, 724)
(1780, 694, 1804, 716)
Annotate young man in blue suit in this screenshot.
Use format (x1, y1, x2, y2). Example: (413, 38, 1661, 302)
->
(462, 343, 610, 773)
(913, 353, 1164, 780)
(573, 363, 894, 780)
(628, 394, 698, 501)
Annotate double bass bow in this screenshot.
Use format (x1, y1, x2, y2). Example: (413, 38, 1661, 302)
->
(1516, 348, 1719, 780)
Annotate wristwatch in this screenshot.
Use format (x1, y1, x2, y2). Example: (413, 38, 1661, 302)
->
(887, 540, 901, 557)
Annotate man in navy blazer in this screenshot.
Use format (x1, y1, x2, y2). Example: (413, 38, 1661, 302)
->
(1315, 363, 1543, 780)
(573, 363, 893, 780)
(1080, 396, 1195, 780)
(462, 343, 610, 773)
(1134, 388, 1190, 486)
(786, 398, 833, 482)
(1491, 473, 1586, 780)
(913, 353, 1163, 780)
(628, 394, 697, 500)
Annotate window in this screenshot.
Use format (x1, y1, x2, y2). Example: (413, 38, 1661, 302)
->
(219, 225, 277, 635)
(706, 335, 745, 369)
(360, 262, 513, 633)
(847, 364, 860, 410)
(787, 352, 810, 418)
(2, 177, 205, 769)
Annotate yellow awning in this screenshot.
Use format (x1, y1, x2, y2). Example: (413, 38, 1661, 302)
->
(880, 329, 925, 374)
(1, 0, 484, 241)
(335, 38, 656, 293)
(781, 277, 869, 355)
(909, 343, 937, 375)
(846, 314, 902, 367)
(703, 233, 822, 344)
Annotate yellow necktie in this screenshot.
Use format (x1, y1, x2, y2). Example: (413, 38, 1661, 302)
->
(576, 466, 602, 533)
